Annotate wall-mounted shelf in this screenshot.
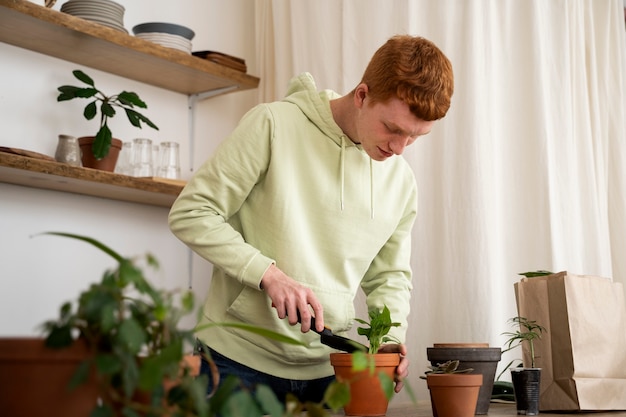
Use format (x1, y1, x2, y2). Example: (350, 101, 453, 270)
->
(0, 152, 184, 207)
(0, 0, 260, 96)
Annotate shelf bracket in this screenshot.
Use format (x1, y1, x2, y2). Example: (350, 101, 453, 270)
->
(187, 86, 239, 171)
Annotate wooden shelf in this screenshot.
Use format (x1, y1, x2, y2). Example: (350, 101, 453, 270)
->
(0, 152, 185, 207)
(0, 0, 260, 96)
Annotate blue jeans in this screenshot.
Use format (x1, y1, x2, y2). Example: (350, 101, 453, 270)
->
(196, 341, 335, 404)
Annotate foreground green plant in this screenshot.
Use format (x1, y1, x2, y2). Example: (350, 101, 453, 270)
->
(37, 232, 309, 417)
(57, 69, 158, 159)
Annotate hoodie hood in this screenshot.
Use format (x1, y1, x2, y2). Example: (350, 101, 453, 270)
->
(283, 73, 375, 217)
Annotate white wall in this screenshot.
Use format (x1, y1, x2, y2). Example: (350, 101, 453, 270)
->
(0, 0, 259, 335)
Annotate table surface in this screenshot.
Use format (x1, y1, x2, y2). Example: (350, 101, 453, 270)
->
(333, 401, 626, 417)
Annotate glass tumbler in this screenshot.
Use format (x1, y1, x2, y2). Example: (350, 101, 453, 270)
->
(114, 141, 133, 175)
(132, 138, 153, 177)
(158, 141, 181, 179)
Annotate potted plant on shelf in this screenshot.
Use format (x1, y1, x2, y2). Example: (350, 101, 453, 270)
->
(0, 231, 308, 417)
(421, 360, 483, 417)
(328, 305, 401, 417)
(57, 69, 159, 171)
(501, 316, 546, 416)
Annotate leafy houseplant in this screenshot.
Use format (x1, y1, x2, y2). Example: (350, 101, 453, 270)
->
(421, 360, 483, 417)
(329, 305, 401, 417)
(27, 232, 307, 417)
(57, 69, 158, 162)
(501, 316, 547, 416)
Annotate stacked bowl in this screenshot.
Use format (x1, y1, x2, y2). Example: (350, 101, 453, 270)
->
(60, 0, 126, 33)
(132, 23, 195, 54)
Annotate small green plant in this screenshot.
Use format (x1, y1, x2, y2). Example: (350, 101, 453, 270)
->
(420, 360, 474, 379)
(57, 69, 159, 159)
(499, 316, 546, 378)
(355, 305, 401, 354)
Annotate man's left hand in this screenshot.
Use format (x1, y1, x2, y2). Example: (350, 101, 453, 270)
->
(378, 343, 409, 393)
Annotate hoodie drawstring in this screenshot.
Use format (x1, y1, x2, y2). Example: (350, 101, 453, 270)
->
(339, 136, 375, 219)
(340, 136, 345, 211)
(369, 158, 374, 219)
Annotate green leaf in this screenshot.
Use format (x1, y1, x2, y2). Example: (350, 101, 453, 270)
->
(124, 108, 159, 130)
(36, 232, 125, 263)
(68, 358, 92, 389)
(44, 325, 74, 348)
(93, 124, 112, 159)
(118, 91, 147, 108)
(323, 380, 350, 411)
(518, 270, 553, 277)
(101, 101, 115, 118)
(95, 353, 122, 375)
(73, 69, 95, 86)
(84, 101, 97, 120)
(223, 390, 264, 417)
(118, 318, 147, 354)
(378, 371, 395, 400)
(254, 384, 284, 417)
(195, 322, 307, 346)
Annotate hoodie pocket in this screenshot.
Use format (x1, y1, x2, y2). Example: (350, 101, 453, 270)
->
(226, 285, 357, 364)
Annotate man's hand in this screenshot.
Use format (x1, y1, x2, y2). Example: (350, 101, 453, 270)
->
(261, 264, 324, 332)
(378, 343, 409, 393)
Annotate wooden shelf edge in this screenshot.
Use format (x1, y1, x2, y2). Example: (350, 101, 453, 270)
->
(0, 0, 260, 95)
(0, 153, 185, 208)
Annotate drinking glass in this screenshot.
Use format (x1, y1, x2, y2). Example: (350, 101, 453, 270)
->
(158, 141, 181, 179)
(132, 138, 153, 177)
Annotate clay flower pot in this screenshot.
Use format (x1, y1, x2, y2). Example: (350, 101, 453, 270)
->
(330, 352, 399, 416)
(0, 337, 99, 417)
(427, 343, 502, 414)
(78, 136, 122, 172)
(427, 373, 483, 417)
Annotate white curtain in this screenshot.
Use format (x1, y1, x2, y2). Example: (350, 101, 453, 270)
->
(254, 0, 626, 402)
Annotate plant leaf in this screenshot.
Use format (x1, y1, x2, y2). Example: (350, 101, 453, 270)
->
(73, 69, 95, 86)
(118, 91, 147, 108)
(124, 108, 159, 130)
(84, 101, 97, 120)
(100, 101, 115, 118)
(93, 124, 112, 159)
(195, 322, 307, 346)
(323, 380, 350, 411)
(35, 232, 124, 262)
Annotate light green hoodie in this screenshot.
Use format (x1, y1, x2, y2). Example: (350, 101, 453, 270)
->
(168, 73, 416, 379)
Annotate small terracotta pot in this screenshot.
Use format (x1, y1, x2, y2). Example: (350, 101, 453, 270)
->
(427, 343, 501, 414)
(427, 373, 483, 417)
(78, 136, 122, 172)
(330, 352, 399, 416)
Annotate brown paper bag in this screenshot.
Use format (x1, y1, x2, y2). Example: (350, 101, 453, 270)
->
(514, 271, 626, 411)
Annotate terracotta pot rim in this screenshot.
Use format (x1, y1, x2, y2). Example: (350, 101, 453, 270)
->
(330, 352, 400, 367)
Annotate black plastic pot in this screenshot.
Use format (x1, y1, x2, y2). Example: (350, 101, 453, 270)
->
(427, 344, 502, 415)
(510, 368, 541, 415)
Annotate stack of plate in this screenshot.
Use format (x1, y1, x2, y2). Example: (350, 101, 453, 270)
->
(133, 23, 195, 54)
(61, 0, 126, 33)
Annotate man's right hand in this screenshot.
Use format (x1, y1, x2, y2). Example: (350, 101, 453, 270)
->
(261, 264, 325, 333)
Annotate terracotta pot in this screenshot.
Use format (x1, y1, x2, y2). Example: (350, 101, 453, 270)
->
(0, 337, 99, 417)
(427, 373, 483, 417)
(78, 136, 122, 172)
(330, 352, 399, 416)
(427, 343, 501, 414)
